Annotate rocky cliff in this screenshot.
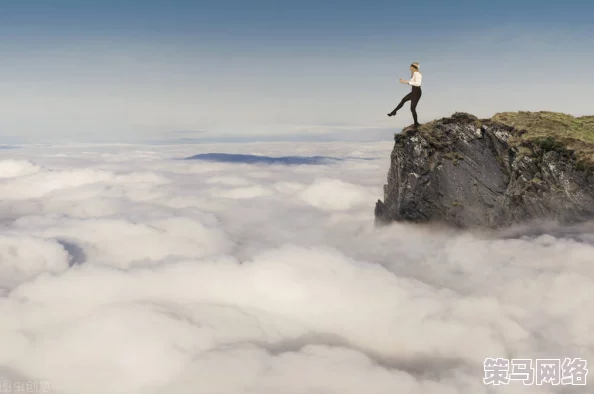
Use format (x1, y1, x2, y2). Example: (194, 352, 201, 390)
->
(375, 111, 594, 229)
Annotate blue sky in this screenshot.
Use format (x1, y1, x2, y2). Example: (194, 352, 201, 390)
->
(0, 0, 592, 143)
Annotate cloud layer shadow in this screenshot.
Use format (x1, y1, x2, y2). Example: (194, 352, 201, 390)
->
(57, 239, 88, 267)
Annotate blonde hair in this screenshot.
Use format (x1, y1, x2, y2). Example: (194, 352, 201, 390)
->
(410, 62, 420, 77)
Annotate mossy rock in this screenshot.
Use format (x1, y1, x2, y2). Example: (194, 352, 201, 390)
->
(443, 151, 465, 165)
(491, 111, 594, 167)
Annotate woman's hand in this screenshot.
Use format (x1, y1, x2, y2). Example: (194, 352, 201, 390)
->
(399, 78, 408, 84)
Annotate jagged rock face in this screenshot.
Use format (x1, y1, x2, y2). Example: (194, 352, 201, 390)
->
(375, 113, 594, 229)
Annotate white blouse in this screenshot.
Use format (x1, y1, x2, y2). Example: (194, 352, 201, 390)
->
(408, 71, 422, 87)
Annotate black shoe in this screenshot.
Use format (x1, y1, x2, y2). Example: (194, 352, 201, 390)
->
(387, 111, 396, 117)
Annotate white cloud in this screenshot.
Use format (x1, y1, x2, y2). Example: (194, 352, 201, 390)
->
(0, 141, 592, 394)
(0, 235, 69, 288)
(298, 178, 377, 211)
(0, 160, 41, 179)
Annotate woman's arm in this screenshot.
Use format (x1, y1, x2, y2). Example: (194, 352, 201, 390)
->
(399, 72, 420, 85)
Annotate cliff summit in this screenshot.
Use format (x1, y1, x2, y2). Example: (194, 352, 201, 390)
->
(375, 111, 594, 229)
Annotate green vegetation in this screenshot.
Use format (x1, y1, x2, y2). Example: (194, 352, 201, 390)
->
(516, 146, 534, 160)
(444, 151, 464, 165)
(408, 112, 482, 149)
(491, 111, 594, 166)
(409, 123, 446, 148)
(398, 111, 594, 168)
(579, 116, 594, 128)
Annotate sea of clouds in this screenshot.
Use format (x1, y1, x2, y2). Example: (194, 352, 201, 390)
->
(0, 141, 592, 394)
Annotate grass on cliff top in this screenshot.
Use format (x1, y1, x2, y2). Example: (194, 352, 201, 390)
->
(491, 111, 594, 165)
(400, 111, 594, 166)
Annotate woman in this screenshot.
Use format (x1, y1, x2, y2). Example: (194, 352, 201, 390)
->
(387, 62, 422, 128)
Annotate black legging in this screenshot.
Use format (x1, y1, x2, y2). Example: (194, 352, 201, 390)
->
(392, 86, 422, 125)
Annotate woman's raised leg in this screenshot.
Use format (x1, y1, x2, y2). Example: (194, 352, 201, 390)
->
(388, 92, 413, 116)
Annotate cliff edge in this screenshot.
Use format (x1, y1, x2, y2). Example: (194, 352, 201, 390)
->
(375, 111, 594, 229)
